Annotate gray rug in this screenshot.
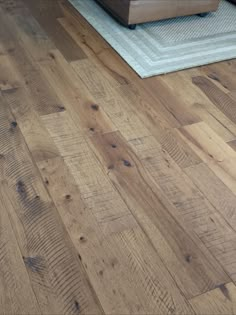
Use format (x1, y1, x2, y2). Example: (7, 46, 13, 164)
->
(68, 0, 236, 78)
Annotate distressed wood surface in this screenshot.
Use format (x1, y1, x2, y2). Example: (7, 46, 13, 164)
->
(1, 0, 236, 313)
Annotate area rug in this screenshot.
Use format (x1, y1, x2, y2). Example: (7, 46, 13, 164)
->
(68, 0, 236, 78)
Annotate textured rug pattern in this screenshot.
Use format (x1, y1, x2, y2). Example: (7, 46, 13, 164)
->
(68, 0, 236, 78)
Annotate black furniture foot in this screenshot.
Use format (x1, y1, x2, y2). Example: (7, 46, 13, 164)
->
(198, 12, 210, 17)
(128, 24, 137, 30)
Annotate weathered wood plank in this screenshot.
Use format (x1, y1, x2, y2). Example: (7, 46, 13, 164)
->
(21, 0, 86, 61)
(39, 112, 194, 314)
(185, 163, 236, 228)
(39, 50, 117, 135)
(87, 130, 229, 298)
(190, 283, 236, 315)
(0, 188, 41, 314)
(179, 122, 236, 195)
(193, 76, 236, 125)
(161, 71, 236, 142)
(0, 10, 64, 116)
(0, 96, 102, 314)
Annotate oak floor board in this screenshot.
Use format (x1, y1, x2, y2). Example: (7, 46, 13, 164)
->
(119, 83, 203, 168)
(0, 96, 102, 315)
(228, 139, 236, 151)
(22, 0, 86, 62)
(193, 76, 236, 125)
(92, 131, 236, 284)
(179, 122, 236, 195)
(201, 62, 236, 93)
(0, 188, 41, 314)
(0, 0, 55, 62)
(2, 87, 60, 162)
(37, 157, 194, 314)
(88, 130, 229, 298)
(161, 71, 236, 142)
(185, 163, 236, 228)
(70, 55, 202, 168)
(0, 11, 64, 116)
(71, 60, 152, 142)
(39, 50, 117, 136)
(190, 282, 236, 315)
(38, 113, 194, 314)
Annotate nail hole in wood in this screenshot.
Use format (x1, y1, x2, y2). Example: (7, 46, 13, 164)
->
(123, 160, 131, 167)
(79, 236, 86, 242)
(185, 255, 192, 263)
(74, 300, 80, 311)
(11, 121, 17, 128)
(91, 104, 99, 111)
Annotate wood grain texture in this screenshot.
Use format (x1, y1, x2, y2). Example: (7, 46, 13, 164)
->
(38, 110, 194, 313)
(1, 0, 236, 313)
(88, 131, 229, 298)
(37, 156, 193, 314)
(185, 163, 236, 227)
(0, 97, 102, 314)
(22, 0, 86, 61)
(193, 76, 236, 124)
(190, 283, 236, 315)
(0, 189, 41, 314)
(179, 122, 236, 195)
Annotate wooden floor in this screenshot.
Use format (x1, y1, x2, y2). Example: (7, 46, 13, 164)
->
(1, 0, 236, 314)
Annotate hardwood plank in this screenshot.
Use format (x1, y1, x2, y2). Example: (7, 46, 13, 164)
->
(127, 133, 236, 285)
(202, 62, 236, 93)
(228, 139, 236, 151)
(191, 102, 236, 142)
(193, 76, 236, 124)
(90, 131, 236, 284)
(0, 50, 61, 163)
(0, 96, 102, 314)
(179, 122, 236, 195)
(2, 87, 60, 162)
(161, 71, 236, 142)
(22, 0, 87, 61)
(180, 122, 236, 162)
(38, 156, 193, 314)
(0, 189, 41, 314)
(41, 112, 136, 234)
(39, 110, 194, 313)
(5, 4, 55, 62)
(71, 60, 152, 141)
(144, 77, 201, 126)
(119, 84, 202, 168)
(0, 52, 60, 163)
(0, 11, 64, 116)
(23, 0, 64, 20)
(190, 282, 236, 315)
(87, 130, 229, 298)
(185, 163, 236, 228)
(39, 50, 117, 135)
(0, 55, 20, 91)
(70, 58, 202, 168)
(70, 58, 121, 100)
